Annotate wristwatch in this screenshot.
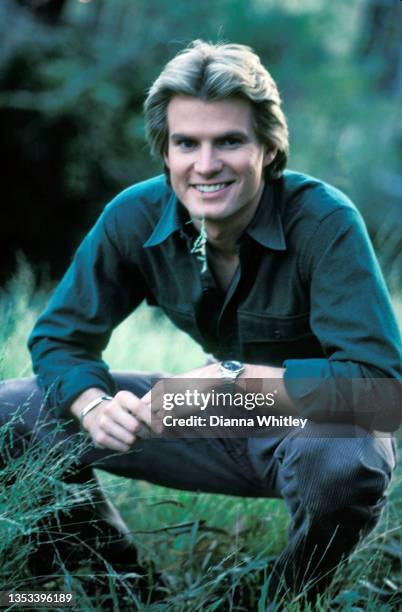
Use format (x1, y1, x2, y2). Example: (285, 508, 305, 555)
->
(219, 360, 244, 391)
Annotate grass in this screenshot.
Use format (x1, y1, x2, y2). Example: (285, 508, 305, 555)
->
(0, 264, 402, 610)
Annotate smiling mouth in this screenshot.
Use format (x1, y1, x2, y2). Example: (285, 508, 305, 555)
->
(192, 181, 234, 193)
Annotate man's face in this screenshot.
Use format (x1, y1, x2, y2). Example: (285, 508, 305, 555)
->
(164, 95, 276, 224)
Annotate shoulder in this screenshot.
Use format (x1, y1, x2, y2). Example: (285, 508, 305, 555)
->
(278, 170, 367, 251)
(104, 174, 171, 219)
(280, 170, 358, 223)
(99, 175, 172, 244)
(278, 171, 375, 278)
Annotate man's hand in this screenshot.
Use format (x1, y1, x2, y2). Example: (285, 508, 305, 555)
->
(141, 362, 222, 422)
(70, 388, 163, 451)
(141, 361, 295, 425)
(70, 361, 294, 450)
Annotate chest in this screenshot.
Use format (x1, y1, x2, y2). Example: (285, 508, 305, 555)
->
(206, 249, 239, 293)
(141, 240, 321, 363)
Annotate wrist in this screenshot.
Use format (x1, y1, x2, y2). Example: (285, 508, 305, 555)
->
(70, 388, 105, 418)
(219, 360, 244, 392)
(79, 395, 113, 431)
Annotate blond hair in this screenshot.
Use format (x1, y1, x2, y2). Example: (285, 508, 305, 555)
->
(144, 40, 289, 180)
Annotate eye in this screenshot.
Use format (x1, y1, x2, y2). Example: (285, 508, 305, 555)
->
(175, 139, 197, 151)
(219, 136, 243, 148)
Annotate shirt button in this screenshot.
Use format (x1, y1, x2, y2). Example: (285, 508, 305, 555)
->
(273, 329, 282, 339)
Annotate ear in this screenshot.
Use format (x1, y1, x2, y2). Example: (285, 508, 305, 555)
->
(263, 147, 277, 167)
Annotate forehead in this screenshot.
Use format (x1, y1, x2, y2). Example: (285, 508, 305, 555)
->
(166, 95, 255, 136)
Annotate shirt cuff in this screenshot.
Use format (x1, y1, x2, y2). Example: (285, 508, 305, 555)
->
(283, 358, 336, 419)
(42, 366, 117, 418)
(283, 358, 402, 431)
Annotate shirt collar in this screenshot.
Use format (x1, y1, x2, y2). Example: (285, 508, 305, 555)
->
(143, 180, 287, 251)
(244, 181, 286, 251)
(143, 190, 180, 247)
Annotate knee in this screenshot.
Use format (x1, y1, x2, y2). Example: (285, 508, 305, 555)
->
(0, 376, 40, 405)
(280, 435, 391, 517)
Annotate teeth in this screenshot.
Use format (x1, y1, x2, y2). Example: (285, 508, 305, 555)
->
(195, 183, 229, 193)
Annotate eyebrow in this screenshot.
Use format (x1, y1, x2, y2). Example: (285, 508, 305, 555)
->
(169, 130, 248, 141)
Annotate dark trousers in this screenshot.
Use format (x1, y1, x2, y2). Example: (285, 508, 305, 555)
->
(0, 373, 396, 601)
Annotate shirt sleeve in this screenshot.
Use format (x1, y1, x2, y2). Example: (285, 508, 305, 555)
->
(283, 207, 402, 431)
(28, 206, 146, 418)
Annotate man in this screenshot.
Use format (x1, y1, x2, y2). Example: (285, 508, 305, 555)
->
(1, 40, 401, 608)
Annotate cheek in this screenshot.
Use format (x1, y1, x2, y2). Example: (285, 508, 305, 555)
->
(239, 151, 264, 178)
(168, 156, 188, 177)
(245, 165, 261, 182)
(166, 163, 183, 184)
(249, 156, 265, 180)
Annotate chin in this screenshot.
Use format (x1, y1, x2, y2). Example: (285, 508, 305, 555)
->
(184, 195, 237, 220)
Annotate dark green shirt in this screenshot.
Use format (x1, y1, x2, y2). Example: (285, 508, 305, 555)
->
(28, 171, 402, 429)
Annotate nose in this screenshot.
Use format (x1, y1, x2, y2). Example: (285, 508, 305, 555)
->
(193, 144, 223, 176)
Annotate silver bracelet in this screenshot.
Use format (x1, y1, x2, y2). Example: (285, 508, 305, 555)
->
(79, 395, 113, 430)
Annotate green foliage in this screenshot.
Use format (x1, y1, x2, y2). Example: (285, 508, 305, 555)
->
(0, 262, 49, 379)
(0, 260, 207, 379)
(1, 264, 402, 609)
(1, 0, 401, 285)
(104, 304, 207, 375)
(0, 414, 91, 590)
(190, 216, 208, 274)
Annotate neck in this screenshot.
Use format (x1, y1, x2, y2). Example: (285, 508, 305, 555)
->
(204, 223, 238, 252)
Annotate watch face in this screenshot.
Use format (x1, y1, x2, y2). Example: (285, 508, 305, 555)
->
(222, 360, 243, 373)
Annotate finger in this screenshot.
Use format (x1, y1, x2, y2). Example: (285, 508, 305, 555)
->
(98, 415, 138, 446)
(140, 392, 165, 433)
(142, 386, 163, 415)
(103, 402, 142, 435)
(113, 391, 150, 425)
(100, 393, 144, 430)
(142, 389, 161, 417)
(92, 431, 131, 452)
(113, 391, 163, 435)
(141, 389, 152, 405)
(129, 400, 152, 429)
(114, 390, 142, 411)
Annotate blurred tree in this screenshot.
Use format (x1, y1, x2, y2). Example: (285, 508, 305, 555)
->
(358, 0, 402, 287)
(361, 0, 402, 91)
(0, 0, 401, 286)
(16, 0, 68, 24)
